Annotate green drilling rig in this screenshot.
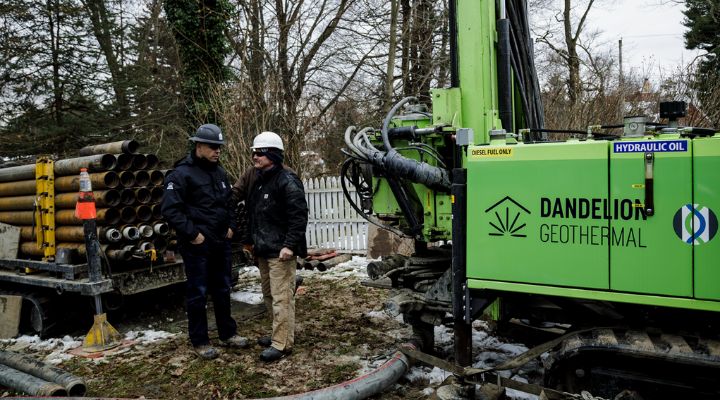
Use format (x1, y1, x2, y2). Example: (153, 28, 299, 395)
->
(345, 0, 720, 398)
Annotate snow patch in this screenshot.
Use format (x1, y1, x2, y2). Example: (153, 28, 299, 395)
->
(231, 289, 264, 304)
(124, 330, 178, 345)
(405, 365, 450, 386)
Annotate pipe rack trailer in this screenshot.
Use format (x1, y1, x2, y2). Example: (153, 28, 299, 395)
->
(0, 142, 244, 338)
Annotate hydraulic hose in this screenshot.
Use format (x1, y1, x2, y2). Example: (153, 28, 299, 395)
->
(12, 341, 424, 400)
(381, 96, 417, 153)
(0, 350, 87, 396)
(340, 158, 413, 238)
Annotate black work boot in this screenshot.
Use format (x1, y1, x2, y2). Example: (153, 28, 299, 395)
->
(260, 346, 291, 362)
(258, 337, 271, 347)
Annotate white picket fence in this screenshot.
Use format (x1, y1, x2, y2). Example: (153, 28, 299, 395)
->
(304, 176, 368, 252)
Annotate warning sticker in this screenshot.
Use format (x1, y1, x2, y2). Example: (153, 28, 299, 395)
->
(471, 148, 514, 158)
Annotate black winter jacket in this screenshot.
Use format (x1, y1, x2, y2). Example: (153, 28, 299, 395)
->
(242, 166, 308, 258)
(161, 153, 238, 245)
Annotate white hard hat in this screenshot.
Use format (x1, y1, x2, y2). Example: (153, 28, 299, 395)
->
(251, 131, 284, 151)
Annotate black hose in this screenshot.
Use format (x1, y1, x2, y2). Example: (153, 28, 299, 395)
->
(528, 129, 587, 134)
(393, 147, 447, 168)
(340, 158, 412, 238)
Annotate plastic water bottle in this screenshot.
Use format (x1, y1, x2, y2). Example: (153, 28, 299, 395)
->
(79, 168, 92, 192)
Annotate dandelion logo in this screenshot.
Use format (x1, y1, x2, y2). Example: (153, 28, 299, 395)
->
(486, 196, 531, 238)
(673, 204, 718, 245)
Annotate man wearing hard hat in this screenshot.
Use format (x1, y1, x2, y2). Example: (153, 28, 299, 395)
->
(161, 124, 250, 359)
(242, 132, 308, 362)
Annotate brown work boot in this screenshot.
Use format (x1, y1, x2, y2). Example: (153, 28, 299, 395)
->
(218, 335, 249, 348)
(193, 344, 219, 360)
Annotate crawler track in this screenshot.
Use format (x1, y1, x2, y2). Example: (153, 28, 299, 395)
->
(544, 328, 720, 399)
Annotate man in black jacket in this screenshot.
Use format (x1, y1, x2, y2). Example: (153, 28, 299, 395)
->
(242, 131, 308, 362)
(161, 124, 249, 359)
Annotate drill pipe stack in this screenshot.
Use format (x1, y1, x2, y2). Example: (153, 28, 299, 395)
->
(0, 140, 169, 263)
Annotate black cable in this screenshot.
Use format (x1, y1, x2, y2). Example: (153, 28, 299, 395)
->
(509, 49, 534, 140)
(507, 0, 535, 128)
(528, 129, 587, 134)
(97, 240, 123, 311)
(599, 125, 624, 129)
(392, 147, 447, 167)
(340, 158, 412, 238)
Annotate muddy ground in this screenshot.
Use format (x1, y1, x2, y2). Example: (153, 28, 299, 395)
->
(0, 263, 543, 400)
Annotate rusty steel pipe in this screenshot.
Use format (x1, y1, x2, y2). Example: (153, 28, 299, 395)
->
(118, 206, 137, 224)
(54, 154, 117, 176)
(0, 179, 37, 196)
(79, 140, 140, 156)
(135, 223, 153, 238)
(134, 171, 150, 187)
(54, 171, 120, 192)
(136, 240, 155, 251)
(54, 190, 121, 208)
(132, 154, 148, 170)
(135, 204, 152, 221)
(0, 164, 37, 183)
(121, 244, 143, 258)
(19, 226, 120, 243)
(151, 237, 167, 252)
(99, 226, 122, 242)
(54, 208, 121, 225)
(167, 236, 177, 250)
(152, 221, 169, 236)
(148, 170, 164, 186)
(0, 349, 86, 396)
(150, 187, 163, 203)
(119, 225, 140, 240)
(0, 154, 116, 183)
(114, 153, 133, 171)
(151, 204, 163, 220)
(145, 154, 159, 170)
(0, 195, 37, 211)
(134, 188, 151, 204)
(0, 364, 68, 397)
(20, 242, 88, 258)
(118, 171, 136, 188)
(100, 244, 132, 261)
(119, 188, 135, 205)
(317, 254, 353, 272)
(0, 211, 36, 225)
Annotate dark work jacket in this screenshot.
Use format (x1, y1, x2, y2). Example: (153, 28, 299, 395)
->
(242, 166, 308, 258)
(161, 153, 238, 245)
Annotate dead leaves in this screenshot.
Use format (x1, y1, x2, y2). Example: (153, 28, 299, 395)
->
(170, 367, 185, 376)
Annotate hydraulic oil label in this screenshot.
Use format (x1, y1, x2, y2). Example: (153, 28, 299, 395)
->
(472, 148, 514, 157)
(613, 140, 687, 153)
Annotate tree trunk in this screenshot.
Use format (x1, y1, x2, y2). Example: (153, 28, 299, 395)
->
(384, 0, 399, 114)
(84, 0, 130, 119)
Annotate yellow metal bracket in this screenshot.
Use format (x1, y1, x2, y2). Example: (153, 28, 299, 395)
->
(35, 157, 55, 263)
(145, 249, 157, 261)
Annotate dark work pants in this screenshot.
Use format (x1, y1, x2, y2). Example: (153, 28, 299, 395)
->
(179, 241, 237, 347)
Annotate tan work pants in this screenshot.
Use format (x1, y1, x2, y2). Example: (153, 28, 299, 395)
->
(258, 257, 295, 351)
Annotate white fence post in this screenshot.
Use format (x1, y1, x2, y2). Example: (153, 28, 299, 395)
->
(304, 176, 367, 253)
